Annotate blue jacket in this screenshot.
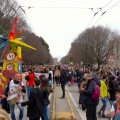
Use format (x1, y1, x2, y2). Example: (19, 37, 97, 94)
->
(82, 77, 100, 106)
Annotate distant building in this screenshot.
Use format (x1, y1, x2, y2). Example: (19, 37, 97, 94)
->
(53, 58, 58, 65)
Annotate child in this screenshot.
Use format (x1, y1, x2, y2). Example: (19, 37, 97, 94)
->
(107, 87, 120, 120)
(21, 78, 43, 120)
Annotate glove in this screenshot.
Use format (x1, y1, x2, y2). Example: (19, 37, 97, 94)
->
(21, 102, 27, 106)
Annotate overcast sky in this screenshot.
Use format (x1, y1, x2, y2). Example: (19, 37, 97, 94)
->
(17, 0, 120, 61)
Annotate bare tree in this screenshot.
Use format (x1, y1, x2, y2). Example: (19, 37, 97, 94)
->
(61, 25, 119, 68)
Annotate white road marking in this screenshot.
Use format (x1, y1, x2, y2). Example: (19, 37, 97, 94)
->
(66, 86, 110, 120)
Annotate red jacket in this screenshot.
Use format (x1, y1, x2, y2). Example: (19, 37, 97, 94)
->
(26, 73, 34, 86)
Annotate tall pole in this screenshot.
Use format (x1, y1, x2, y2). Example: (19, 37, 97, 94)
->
(86, 31, 88, 67)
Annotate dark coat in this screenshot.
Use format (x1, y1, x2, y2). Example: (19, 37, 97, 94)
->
(78, 77, 86, 104)
(21, 88, 43, 118)
(66, 73, 72, 82)
(76, 71, 83, 80)
(60, 69, 67, 84)
(82, 77, 100, 106)
(3, 84, 9, 97)
(42, 89, 50, 106)
(108, 80, 118, 101)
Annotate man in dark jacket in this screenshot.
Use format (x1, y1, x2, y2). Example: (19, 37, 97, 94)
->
(59, 68, 67, 98)
(1, 77, 12, 113)
(76, 67, 84, 83)
(80, 73, 100, 120)
(21, 78, 43, 120)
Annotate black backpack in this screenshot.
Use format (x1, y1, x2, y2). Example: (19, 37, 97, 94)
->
(25, 75, 30, 80)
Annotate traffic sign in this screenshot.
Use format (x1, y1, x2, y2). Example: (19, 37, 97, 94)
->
(108, 54, 114, 62)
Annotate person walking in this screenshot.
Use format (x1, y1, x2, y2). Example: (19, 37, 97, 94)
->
(54, 67, 60, 85)
(98, 75, 110, 118)
(59, 68, 67, 98)
(26, 69, 35, 98)
(48, 67, 53, 88)
(21, 78, 43, 120)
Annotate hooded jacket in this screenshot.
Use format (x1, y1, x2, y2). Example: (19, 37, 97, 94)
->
(82, 77, 101, 106)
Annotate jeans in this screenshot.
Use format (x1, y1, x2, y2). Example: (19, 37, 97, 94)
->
(109, 100, 115, 107)
(86, 104, 97, 120)
(55, 76, 60, 84)
(101, 97, 108, 109)
(43, 105, 48, 120)
(9, 103, 23, 120)
(61, 83, 65, 97)
(49, 80, 53, 87)
(27, 86, 33, 98)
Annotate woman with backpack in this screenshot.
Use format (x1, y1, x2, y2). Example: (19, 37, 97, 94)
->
(80, 73, 100, 120)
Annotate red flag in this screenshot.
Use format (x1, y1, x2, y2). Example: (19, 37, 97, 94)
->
(8, 17, 17, 40)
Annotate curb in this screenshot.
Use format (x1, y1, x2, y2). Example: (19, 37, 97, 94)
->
(66, 89, 76, 120)
(51, 84, 76, 120)
(66, 86, 84, 120)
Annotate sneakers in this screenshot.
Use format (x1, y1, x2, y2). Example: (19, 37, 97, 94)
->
(98, 111, 102, 118)
(102, 114, 106, 118)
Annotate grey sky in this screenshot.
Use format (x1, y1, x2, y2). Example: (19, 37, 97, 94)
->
(18, 0, 120, 61)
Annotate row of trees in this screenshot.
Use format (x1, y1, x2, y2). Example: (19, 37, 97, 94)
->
(60, 25, 119, 68)
(0, 0, 53, 65)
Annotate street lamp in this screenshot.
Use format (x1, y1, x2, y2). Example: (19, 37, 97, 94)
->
(86, 31, 88, 67)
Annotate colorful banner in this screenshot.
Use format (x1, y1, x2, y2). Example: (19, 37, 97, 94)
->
(0, 16, 36, 94)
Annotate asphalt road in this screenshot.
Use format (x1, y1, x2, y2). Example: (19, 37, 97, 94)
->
(0, 83, 112, 120)
(66, 83, 112, 120)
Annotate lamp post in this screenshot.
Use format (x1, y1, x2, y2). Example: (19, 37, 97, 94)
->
(70, 54, 73, 64)
(86, 31, 88, 67)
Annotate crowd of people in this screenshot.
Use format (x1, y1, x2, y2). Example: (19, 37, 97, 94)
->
(1, 64, 120, 120)
(0, 67, 53, 120)
(50, 65, 120, 120)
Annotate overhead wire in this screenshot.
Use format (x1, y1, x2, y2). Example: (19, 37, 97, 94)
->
(16, 0, 38, 36)
(19, 5, 120, 9)
(85, 0, 114, 66)
(18, 0, 119, 35)
(19, 6, 38, 35)
(85, 0, 113, 28)
(94, 0, 120, 25)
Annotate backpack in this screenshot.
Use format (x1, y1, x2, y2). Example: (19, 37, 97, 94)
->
(91, 81, 100, 100)
(25, 75, 30, 80)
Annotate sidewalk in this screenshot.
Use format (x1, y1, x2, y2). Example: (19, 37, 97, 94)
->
(51, 85, 76, 120)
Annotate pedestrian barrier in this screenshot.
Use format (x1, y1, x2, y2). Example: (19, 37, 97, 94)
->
(51, 84, 76, 120)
